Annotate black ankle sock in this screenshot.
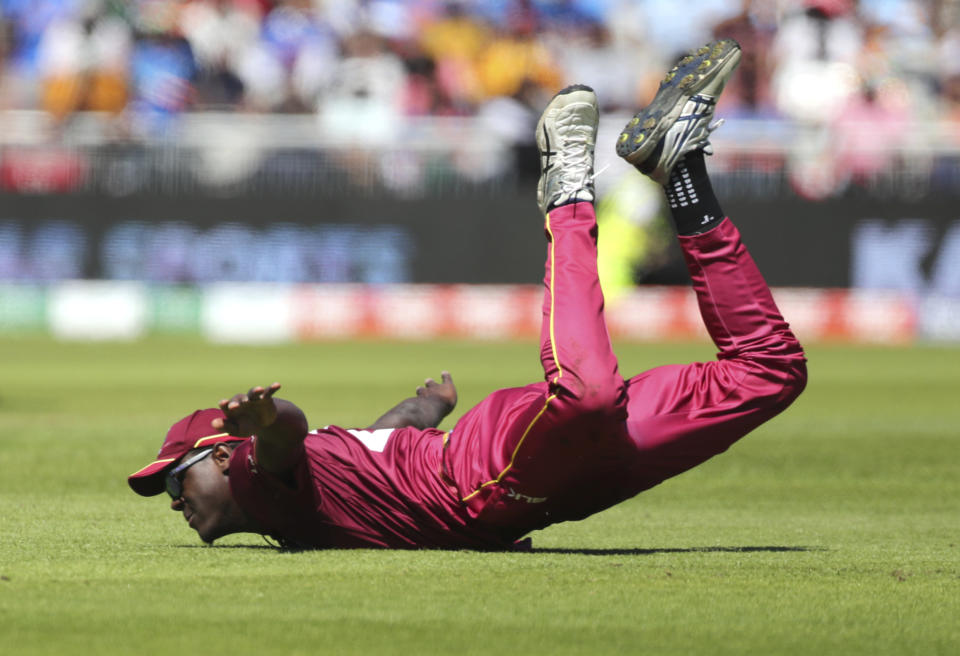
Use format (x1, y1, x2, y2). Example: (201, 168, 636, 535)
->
(663, 150, 725, 235)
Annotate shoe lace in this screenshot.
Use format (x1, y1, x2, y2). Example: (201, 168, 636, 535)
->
(555, 119, 595, 195)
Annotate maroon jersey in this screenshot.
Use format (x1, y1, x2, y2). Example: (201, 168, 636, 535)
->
(228, 425, 518, 549)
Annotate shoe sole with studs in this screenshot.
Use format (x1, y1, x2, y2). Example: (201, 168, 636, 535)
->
(616, 39, 741, 165)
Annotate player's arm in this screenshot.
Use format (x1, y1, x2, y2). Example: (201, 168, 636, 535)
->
(367, 371, 457, 430)
(211, 383, 308, 475)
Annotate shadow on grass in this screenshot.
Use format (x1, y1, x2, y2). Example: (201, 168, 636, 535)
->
(176, 544, 279, 550)
(528, 546, 824, 556)
(174, 544, 824, 555)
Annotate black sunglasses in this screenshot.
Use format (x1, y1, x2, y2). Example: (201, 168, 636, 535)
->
(165, 448, 214, 499)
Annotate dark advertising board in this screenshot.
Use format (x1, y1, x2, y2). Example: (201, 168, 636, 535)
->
(0, 189, 957, 294)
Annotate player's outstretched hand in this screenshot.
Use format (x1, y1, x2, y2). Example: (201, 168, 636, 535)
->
(416, 371, 457, 416)
(212, 382, 282, 436)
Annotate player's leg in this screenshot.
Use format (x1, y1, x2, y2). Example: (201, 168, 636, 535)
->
(616, 39, 807, 492)
(535, 85, 626, 420)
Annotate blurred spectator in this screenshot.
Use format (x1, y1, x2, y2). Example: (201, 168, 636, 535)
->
(86, 13, 133, 114)
(179, 0, 259, 108)
(712, 0, 779, 117)
(400, 49, 460, 116)
(316, 28, 405, 142)
(33, 6, 131, 124)
(36, 15, 87, 120)
(129, 31, 196, 128)
(418, 1, 490, 109)
(831, 75, 912, 186)
(772, 0, 864, 123)
(474, 7, 562, 101)
(126, 1, 197, 131)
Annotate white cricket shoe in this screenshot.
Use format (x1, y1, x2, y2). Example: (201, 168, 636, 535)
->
(616, 39, 741, 185)
(536, 84, 599, 215)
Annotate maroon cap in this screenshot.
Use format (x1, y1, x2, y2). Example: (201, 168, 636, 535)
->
(127, 408, 248, 497)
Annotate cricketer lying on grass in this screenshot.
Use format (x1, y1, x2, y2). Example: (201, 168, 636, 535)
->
(129, 39, 807, 550)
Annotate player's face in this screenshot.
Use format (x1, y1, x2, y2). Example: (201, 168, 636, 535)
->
(168, 448, 234, 543)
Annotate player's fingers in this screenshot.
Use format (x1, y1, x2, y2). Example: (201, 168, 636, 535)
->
(264, 382, 281, 398)
(227, 394, 249, 412)
(424, 378, 436, 387)
(441, 371, 452, 383)
(222, 392, 246, 408)
(211, 417, 224, 430)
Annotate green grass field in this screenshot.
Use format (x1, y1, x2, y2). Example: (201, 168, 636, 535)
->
(1, 336, 957, 655)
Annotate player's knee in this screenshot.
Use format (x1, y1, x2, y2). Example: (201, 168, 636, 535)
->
(783, 359, 808, 401)
(558, 376, 625, 417)
(764, 358, 807, 413)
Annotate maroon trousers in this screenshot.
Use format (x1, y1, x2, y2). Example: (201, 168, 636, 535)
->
(444, 201, 807, 537)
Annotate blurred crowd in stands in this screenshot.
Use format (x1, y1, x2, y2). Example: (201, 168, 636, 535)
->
(0, 0, 958, 133)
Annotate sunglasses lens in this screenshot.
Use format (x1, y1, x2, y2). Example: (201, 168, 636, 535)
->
(163, 448, 212, 499)
(165, 475, 181, 499)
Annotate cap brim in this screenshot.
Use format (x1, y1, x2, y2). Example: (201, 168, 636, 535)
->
(127, 458, 177, 497)
(128, 435, 249, 497)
